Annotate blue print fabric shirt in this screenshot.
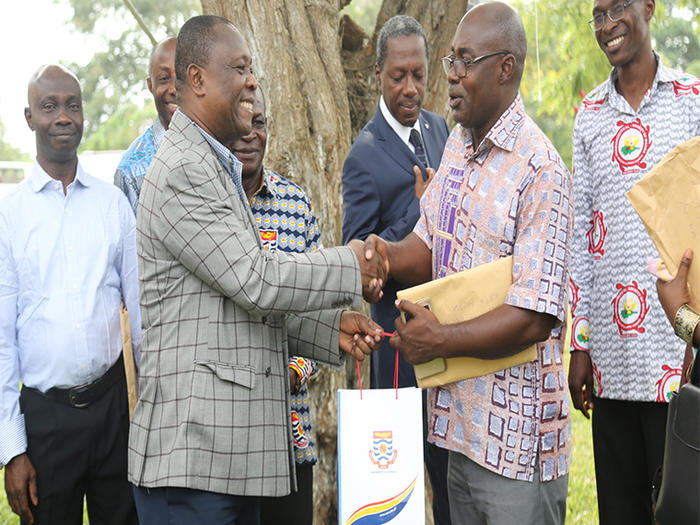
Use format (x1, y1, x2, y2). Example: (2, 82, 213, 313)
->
(249, 168, 322, 465)
(114, 117, 166, 216)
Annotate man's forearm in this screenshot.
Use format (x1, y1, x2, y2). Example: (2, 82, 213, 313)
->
(385, 232, 432, 286)
(435, 305, 556, 360)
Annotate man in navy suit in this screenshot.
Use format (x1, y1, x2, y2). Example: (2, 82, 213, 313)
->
(341, 14, 451, 525)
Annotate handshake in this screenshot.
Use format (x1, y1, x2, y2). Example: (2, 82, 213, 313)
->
(348, 235, 389, 303)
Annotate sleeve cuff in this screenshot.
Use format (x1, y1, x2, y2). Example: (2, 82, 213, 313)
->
(0, 413, 27, 468)
(288, 357, 314, 386)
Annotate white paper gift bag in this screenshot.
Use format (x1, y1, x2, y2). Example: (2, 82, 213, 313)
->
(337, 387, 425, 525)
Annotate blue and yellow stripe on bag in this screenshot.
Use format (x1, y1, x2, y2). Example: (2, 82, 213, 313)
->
(344, 477, 417, 525)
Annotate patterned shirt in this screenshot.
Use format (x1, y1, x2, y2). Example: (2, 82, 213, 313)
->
(249, 167, 322, 465)
(571, 55, 700, 402)
(415, 96, 573, 482)
(114, 117, 165, 215)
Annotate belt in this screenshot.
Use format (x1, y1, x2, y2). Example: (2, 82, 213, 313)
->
(25, 354, 125, 409)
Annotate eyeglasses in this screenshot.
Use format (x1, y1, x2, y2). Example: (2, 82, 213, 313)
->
(441, 51, 510, 78)
(589, 0, 638, 31)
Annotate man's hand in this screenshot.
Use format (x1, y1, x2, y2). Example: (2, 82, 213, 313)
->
(288, 367, 300, 394)
(5, 453, 38, 524)
(389, 299, 444, 364)
(568, 350, 594, 419)
(413, 165, 435, 199)
(348, 237, 388, 303)
(656, 248, 693, 325)
(339, 311, 383, 361)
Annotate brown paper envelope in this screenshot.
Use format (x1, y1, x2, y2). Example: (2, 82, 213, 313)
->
(397, 256, 538, 388)
(120, 304, 139, 419)
(626, 136, 700, 310)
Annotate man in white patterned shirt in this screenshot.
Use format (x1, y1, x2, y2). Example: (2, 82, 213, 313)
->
(569, 1, 700, 523)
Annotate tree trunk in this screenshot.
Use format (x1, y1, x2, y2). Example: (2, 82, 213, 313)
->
(199, 1, 467, 522)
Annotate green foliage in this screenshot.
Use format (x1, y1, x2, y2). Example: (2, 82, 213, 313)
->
(66, 0, 200, 144)
(340, 0, 381, 35)
(80, 101, 156, 152)
(0, 119, 31, 161)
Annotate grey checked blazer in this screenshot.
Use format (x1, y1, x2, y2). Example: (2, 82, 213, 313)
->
(127, 111, 361, 497)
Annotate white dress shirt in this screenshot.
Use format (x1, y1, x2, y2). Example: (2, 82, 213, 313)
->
(0, 161, 141, 466)
(379, 95, 424, 153)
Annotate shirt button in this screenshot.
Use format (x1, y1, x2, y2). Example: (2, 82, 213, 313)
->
(265, 367, 271, 377)
(68, 245, 73, 251)
(76, 323, 81, 329)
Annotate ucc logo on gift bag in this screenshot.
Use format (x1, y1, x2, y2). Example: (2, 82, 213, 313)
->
(338, 387, 425, 525)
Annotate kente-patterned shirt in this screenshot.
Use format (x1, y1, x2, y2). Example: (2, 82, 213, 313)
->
(415, 96, 573, 482)
(249, 167, 321, 465)
(114, 117, 165, 216)
(570, 55, 700, 402)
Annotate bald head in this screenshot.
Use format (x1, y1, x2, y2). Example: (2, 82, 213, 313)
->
(459, 2, 527, 86)
(148, 37, 178, 128)
(27, 64, 80, 106)
(25, 64, 83, 172)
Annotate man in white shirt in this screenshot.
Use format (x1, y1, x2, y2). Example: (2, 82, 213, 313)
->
(0, 65, 141, 525)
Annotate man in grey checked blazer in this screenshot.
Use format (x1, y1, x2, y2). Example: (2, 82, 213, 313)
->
(128, 15, 386, 524)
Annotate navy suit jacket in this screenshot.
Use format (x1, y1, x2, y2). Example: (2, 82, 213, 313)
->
(342, 106, 449, 389)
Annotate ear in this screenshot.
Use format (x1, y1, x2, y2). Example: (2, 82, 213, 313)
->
(644, 0, 655, 22)
(147, 76, 154, 95)
(498, 54, 515, 85)
(374, 63, 382, 90)
(187, 64, 206, 97)
(24, 107, 34, 131)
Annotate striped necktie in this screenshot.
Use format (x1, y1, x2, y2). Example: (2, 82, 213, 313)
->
(409, 128, 428, 169)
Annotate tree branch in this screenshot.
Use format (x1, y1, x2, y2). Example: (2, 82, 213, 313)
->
(122, 0, 157, 46)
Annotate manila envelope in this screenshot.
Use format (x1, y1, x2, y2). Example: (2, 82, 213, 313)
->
(626, 136, 700, 310)
(397, 256, 538, 389)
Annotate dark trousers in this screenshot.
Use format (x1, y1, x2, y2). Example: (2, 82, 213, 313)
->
(423, 389, 452, 525)
(133, 485, 259, 525)
(260, 463, 313, 525)
(19, 374, 137, 525)
(592, 396, 668, 525)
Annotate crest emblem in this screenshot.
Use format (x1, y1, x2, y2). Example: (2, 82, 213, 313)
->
(369, 430, 397, 470)
(610, 119, 651, 173)
(671, 76, 700, 97)
(259, 229, 278, 252)
(291, 411, 309, 448)
(571, 316, 590, 352)
(581, 97, 605, 111)
(569, 278, 580, 316)
(611, 281, 650, 337)
(586, 210, 607, 259)
(655, 364, 682, 402)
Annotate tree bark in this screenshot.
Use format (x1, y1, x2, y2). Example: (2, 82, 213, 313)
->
(199, 1, 467, 522)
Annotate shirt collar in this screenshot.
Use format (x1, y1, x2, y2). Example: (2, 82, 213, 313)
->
(463, 95, 525, 154)
(30, 159, 90, 193)
(379, 96, 422, 146)
(152, 117, 166, 150)
(602, 51, 683, 100)
(252, 167, 282, 199)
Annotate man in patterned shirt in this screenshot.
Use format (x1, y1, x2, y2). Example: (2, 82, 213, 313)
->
(114, 37, 177, 215)
(365, 4, 573, 524)
(230, 91, 370, 524)
(569, 1, 700, 523)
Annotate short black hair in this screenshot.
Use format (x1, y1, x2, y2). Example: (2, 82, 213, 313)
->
(376, 15, 428, 71)
(175, 15, 232, 85)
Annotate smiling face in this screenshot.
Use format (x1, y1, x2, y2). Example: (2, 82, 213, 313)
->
(147, 37, 177, 129)
(199, 23, 257, 145)
(375, 34, 427, 127)
(593, 0, 654, 68)
(25, 66, 83, 165)
(229, 93, 266, 181)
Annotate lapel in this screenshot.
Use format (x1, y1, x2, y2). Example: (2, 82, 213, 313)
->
(173, 112, 263, 248)
(417, 113, 442, 170)
(373, 106, 421, 175)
